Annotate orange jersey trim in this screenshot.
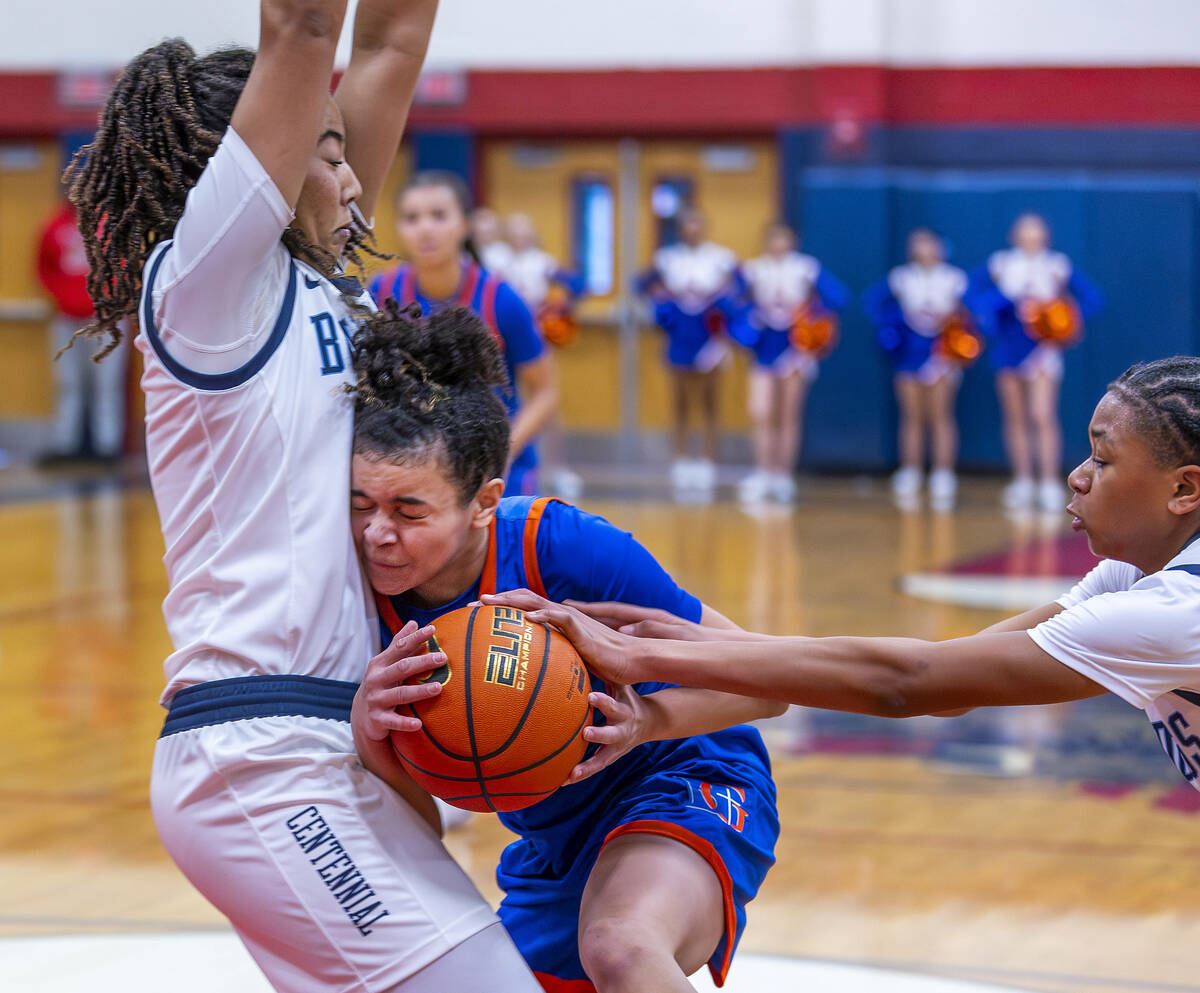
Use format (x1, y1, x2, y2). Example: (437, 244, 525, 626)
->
(521, 496, 561, 598)
(534, 973, 596, 993)
(600, 819, 738, 987)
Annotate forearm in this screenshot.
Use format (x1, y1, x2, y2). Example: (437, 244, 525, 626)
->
(337, 0, 438, 217)
(641, 687, 786, 742)
(509, 380, 558, 456)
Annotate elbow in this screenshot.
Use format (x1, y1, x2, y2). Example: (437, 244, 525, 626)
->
(864, 660, 930, 719)
(264, 1, 345, 45)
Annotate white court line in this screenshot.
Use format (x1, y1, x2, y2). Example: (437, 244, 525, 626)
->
(0, 931, 1038, 993)
(900, 573, 1076, 610)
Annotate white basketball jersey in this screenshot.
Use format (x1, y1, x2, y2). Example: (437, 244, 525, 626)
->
(742, 252, 820, 330)
(653, 242, 737, 315)
(505, 248, 560, 309)
(1029, 536, 1200, 790)
(888, 262, 968, 336)
(135, 128, 378, 704)
(988, 248, 1072, 303)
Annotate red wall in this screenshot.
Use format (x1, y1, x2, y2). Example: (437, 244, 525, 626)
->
(4, 65, 1200, 139)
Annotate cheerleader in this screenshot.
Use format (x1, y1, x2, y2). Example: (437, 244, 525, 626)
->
(866, 229, 976, 511)
(972, 213, 1103, 512)
(735, 222, 848, 504)
(370, 173, 558, 496)
(637, 208, 739, 501)
(470, 206, 513, 277)
(503, 212, 587, 499)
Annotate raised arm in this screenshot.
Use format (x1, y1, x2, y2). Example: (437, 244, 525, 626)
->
(232, 0, 350, 207)
(335, 0, 439, 220)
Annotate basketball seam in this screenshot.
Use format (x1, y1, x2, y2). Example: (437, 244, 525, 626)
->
(461, 606, 496, 812)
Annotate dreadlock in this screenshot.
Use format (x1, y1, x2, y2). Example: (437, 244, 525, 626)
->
(64, 38, 386, 360)
(350, 301, 511, 503)
(1108, 356, 1200, 467)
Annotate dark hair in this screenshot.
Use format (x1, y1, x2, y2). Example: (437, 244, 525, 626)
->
(1108, 356, 1200, 467)
(351, 301, 510, 501)
(396, 170, 482, 265)
(65, 39, 381, 359)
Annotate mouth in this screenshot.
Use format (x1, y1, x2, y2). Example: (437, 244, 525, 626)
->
(1066, 502, 1084, 532)
(367, 558, 409, 574)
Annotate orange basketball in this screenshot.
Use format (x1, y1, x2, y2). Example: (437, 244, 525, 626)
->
(390, 604, 594, 812)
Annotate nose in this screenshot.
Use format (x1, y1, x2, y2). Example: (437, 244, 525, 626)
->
(363, 510, 396, 548)
(341, 161, 363, 206)
(1067, 460, 1090, 494)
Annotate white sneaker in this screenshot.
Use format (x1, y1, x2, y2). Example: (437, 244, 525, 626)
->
(769, 472, 797, 503)
(550, 468, 583, 500)
(1038, 478, 1065, 513)
(670, 458, 696, 493)
(692, 459, 717, 493)
(891, 466, 922, 510)
(928, 469, 957, 512)
(1002, 476, 1036, 510)
(737, 470, 771, 505)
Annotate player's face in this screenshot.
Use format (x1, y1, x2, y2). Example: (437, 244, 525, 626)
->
(679, 211, 705, 246)
(351, 453, 485, 600)
(293, 100, 363, 258)
(398, 186, 469, 269)
(1066, 393, 1180, 568)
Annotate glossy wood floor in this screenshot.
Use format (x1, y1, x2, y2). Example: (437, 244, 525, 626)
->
(1, 469, 1197, 993)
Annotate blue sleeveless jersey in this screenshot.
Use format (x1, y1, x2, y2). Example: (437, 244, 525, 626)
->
(377, 497, 778, 989)
(369, 264, 545, 490)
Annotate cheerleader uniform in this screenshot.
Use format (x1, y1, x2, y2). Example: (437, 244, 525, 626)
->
(370, 263, 546, 496)
(374, 496, 780, 993)
(868, 262, 969, 384)
(738, 251, 849, 378)
(972, 248, 1102, 379)
(639, 241, 739, 372)
(504, 246, 585, 314)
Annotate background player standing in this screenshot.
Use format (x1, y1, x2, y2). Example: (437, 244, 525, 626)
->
(371, 173, 557, 496)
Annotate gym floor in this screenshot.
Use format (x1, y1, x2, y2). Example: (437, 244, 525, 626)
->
(1, 464, 1195, 993)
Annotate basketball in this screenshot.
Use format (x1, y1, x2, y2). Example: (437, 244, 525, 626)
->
(390, 604, 594, 812)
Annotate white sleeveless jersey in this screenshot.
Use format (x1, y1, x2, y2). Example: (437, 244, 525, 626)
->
(479, 241, 514, 280)
(135, 127, 378, 704)
(653, 241, 737, 315)
(742, 252, 819, 330)
(988, 248, 1071, 303)
(888, 262, 968, 336)
(505, 247, 560, 310)
(1029, 536, 1200, 789)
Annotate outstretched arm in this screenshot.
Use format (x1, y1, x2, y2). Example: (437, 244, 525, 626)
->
(482, 590, 1107, 716)
(335, 0, 439, 220)
(233, 0, 351, 207)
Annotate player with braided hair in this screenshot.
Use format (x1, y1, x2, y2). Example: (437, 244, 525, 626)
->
(487, 356, 1200, 793)
(69, 2, 545, 991)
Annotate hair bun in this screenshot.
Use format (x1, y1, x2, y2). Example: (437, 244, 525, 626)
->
(352, 303, 509, 409)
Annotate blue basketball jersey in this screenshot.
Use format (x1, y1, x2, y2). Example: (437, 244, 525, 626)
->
(369, 264, 545, 481)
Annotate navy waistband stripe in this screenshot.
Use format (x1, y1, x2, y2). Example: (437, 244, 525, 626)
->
(161, 674, 359, 737)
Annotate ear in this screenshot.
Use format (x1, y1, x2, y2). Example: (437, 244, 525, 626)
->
(1169, 464, 1200, 517)
(469, 478, 505, 530)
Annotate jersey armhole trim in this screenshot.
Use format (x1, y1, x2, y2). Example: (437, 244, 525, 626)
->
(141, 242, 298, 392)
